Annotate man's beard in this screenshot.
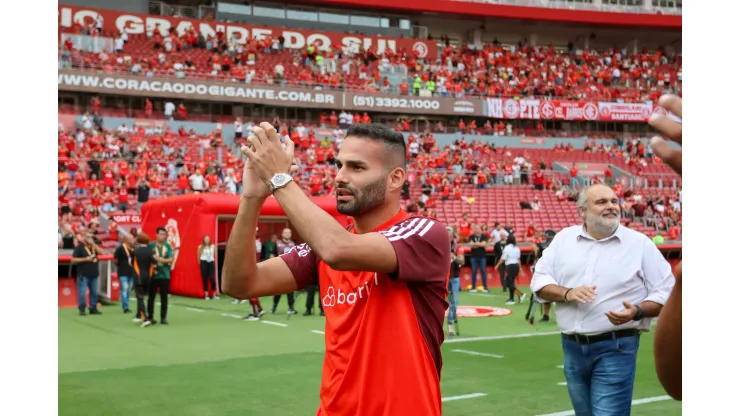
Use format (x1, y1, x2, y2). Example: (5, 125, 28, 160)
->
(585, 210, 619, 237)
(336, 176, 387, 216)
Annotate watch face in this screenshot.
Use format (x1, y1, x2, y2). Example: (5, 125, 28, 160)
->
(272, 174, 290, 187)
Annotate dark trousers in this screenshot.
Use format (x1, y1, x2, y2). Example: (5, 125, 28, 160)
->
(305, 283, 323, 313)
(76, 275, 99, 312)
(134, 280, 148, 320)
(505, 264, 520, 300)
(273, 293, 295, 310)
(493, 242, 505, 288)
(470, 257, 487, 289)
(147, 278, 170, 320)
(200, 260, 216, 296)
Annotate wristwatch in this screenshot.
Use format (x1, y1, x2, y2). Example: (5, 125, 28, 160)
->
(269, 173, 294, 193)
(632, 305, 644, 321)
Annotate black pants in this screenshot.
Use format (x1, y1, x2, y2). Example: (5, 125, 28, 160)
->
(200, 260, 216, 295)
(147, 278, 170, 321)
(493, 243, 505, 288)
(305, 283, 323, 313)
(505, 264, 520, 300)
(134, 280, 149, 320)
(273, 293, 295, 310)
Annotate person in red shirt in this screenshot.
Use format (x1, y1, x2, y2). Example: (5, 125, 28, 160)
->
(223, 123, 450, 416)
(458, 213, 472, 243)
(116, 182, 130, 213)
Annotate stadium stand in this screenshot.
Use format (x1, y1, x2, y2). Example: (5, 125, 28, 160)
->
(58, 2, 682, 252)
(59, 26, 681, 103)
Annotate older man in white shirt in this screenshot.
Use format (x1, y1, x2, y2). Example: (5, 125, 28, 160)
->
(531, 184, 674, 416)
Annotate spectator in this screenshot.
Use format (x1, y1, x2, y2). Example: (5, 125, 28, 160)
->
(189, 170, 206, 192)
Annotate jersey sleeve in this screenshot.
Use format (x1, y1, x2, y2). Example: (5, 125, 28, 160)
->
(279, 243, 319, 290)
(381, 217, 451, 283)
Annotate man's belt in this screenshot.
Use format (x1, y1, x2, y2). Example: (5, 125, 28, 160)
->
(562, 329, 641, 345)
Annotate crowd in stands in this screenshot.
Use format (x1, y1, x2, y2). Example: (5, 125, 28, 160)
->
(58, 109, 682, 250)
(60, 21, 681, 103)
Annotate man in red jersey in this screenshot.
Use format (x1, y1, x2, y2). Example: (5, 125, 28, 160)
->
(223, 123, 450, 416)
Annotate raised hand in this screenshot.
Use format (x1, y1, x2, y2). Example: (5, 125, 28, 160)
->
(242, 122, 295, 185)
(648, 95, 682, 175)
(240, 122, 297, 199)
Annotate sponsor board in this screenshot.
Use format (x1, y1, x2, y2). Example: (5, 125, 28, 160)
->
(487, 97, 654, 122)
(448, 305, 513, 318)
(58, 4, 437, 58)
(58, 69, 484, 116)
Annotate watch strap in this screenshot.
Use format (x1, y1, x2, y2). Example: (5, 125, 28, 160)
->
(632, 305, 644, 321)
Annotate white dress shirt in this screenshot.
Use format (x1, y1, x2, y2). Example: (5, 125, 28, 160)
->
(531, 225, 675, 336)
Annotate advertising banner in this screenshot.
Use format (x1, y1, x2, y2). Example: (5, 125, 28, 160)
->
(486, 97, 654, 122)
(58, 4, 437, 59)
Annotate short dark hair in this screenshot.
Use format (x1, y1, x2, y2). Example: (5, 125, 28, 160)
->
(156, 226, 167, 235)
(345, 123, 406, 169)
(506, 233, 516, 246)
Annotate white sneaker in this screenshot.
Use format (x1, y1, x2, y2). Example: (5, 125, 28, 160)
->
(481, 289, 489, 293)
(505, 301, 515, 305)
(470, 289, 478, 293)
(244, 315, 259, 321)
(205, 296, 210, 300)
(520, 293, 528, 303)
(133, 317, 143, 323)
(231, 299, 240, 305)
(239, 300, 247, 304)
(287, 309, 297, 315)
(214, 296, 220, 300)
(140, 320, 153, 327)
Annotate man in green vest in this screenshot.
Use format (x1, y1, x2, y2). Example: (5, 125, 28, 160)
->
(426, 79, 436, 96)
(145, 226, 174, 326)
(413, 76, 422, 96)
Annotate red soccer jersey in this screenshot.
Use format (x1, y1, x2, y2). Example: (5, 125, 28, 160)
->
(281, 211, 449, 416)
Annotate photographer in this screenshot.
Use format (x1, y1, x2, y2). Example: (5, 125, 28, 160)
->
(70, 232, 105, 316)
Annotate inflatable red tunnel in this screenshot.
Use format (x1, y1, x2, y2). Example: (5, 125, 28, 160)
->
(139, 193, 348, 298)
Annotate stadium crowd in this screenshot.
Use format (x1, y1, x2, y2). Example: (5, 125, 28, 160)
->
(58, 110, 682, 251)
(60, 23, 681, 103)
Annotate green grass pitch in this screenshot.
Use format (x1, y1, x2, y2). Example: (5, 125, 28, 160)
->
(59, 290, 682, 416)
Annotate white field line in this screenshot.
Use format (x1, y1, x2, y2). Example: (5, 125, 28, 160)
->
(444, 331, 560, 343)
(312, 330, 325, 335)
(261, 320, 288, 327)
(442, 393, 488, 402)
(451, 349, 504, 358)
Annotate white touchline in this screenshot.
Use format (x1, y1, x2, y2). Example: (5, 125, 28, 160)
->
(312, 330, 325, 335)
(220, 313, 242, 319)
(557, 382, 568, 386)
(261, 320, 288, 327)
(185, 307, 204, 312)
(442, 393, 488, 402)
(444, 331, 560, 343)
(535, 396, 672, 416)
(556, 365, 564, 369)
(451, 349, 504, 358)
